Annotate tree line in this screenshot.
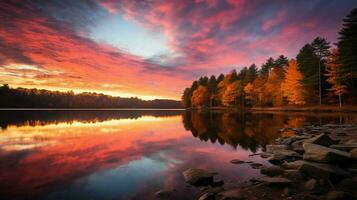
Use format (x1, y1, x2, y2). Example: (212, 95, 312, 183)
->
(0, 84, 181, 108)
(182, 8, 357, 108)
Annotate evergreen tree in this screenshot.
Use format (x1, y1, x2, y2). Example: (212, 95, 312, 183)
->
(296, 43, 320, 103)
(260, 57, 275, 78)
(274, 55, 288, 69)
(246, 64, 258, 83)
(311, 37, 331, 105)
(337, 8, 357, 98)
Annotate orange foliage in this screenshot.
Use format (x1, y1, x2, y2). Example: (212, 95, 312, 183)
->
(191, 85, 209, 107)
(281, 59, 306, 105)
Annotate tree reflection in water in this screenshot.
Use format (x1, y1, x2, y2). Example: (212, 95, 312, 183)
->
(182, 110, 357, 152)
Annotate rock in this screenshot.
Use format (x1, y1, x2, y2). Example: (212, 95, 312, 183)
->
(254, 176, 292, 185)
(304, 179, 318, 191)
(281, 137, 298, 145)
(298, 161, 351, 180)
(304, 133, 337, 146)
(291, 140, 304, 153)
(249, 162, 264, 169)
(198, 192, 216, 200)
(216, 189, 244, 200)
(351, 148, 357, 159)
(282, 160, 310, 169)
(230, 159, 245, 164)
(212, 179, 224, 187)
(183, 168, 214, 186)
(329, 144, 357, 151)
(260, 152, 273, 158)
(326, 191, 346, 200)
(266, 144, 289, 153)
(283, 187, 293, 197)
(260, 166, 284, 177)
(155, 189, 172, 199)
(283, 169, 304, 181)
(303, 143, 351, 163)
(268, 150, 302, 164)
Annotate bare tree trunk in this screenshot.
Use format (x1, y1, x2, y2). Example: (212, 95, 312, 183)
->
(318, 59, 322, 105)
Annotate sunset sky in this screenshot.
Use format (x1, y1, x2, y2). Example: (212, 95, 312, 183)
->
(0, 0, 356, 100)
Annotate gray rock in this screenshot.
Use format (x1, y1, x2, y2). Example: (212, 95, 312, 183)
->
(198, 192, 216, 200)
(282, 160, 310, 169)
(303, 143, 351, 163)
(298, 161, 351, 180)
(155, 189, 172, 199)
(260, 152, 273, 158)
(330, 144, 357, 151)
(304, 178, 318, 191)
(249, 162, 264, 169)
(254, 176, 292, 185)
(230, 159, 245, 164)
(183, 168, 214, 186)
(216, 189, 244, 200)
(260, 166, 284, 177)
(266, 144, 289, 153)
(268, 150, 302, 164)
(291, 140, 304, 153)
(326, 191, 346, 200)
(304, 133, 337, 146)
(351, 148, 357, 159)
(283, 169, 304, 181)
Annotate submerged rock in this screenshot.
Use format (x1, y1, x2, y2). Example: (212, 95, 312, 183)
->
(230, 159, 245, 164)
(183, 168, 214, 186)
(253, 176, 292, 185)
(303, 143, 351, 163)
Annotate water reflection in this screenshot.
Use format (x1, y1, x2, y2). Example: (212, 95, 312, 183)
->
(183, 111, 357, 152)
(0, 110, 356, 200)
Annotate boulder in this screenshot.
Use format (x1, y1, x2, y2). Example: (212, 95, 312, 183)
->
(304, 178, 318, 191)
(260, 152, 273, 158)
(253, 176, 292, 185)
(198, 192, 216, 200)
(291, 140, 304, 153)
(216, 189, 245, 200)
(260, 166, 284, 177)
(268, 150, 302, 164)
(351, 148, 357, 159)
(266, 144, 289, 153)
(304, 133, 337, 146)
(155, 189, 173, 199)
(230, 159, 245, 164)
(249, 162, 264, 169)
(298, 161, 351, 180)
(282, 160, 310, 169)
(283, 169, 304, 181)
(182, 168, 214, 186)
(330, 144, 357, 152)
(326, 191, 346, 200)
(303, 143, 351, 163)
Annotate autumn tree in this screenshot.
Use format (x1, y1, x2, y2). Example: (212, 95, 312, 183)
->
(244, 83, 253, 105)
(325, 49, 347, 108)
(191, 85, 209, 107)
(222, 80, 243, 106)
(181, 88, 191, 107)
(281, 59, 306, 105)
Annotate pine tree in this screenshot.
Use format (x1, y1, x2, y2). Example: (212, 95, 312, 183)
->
(260, 57, 275, 78)
(337, 8, 357, 97)
(246, 64, 258, 83)
(311, 37, 330, 105)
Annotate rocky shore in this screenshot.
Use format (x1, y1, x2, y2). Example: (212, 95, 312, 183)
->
(175, 124, 357, 200)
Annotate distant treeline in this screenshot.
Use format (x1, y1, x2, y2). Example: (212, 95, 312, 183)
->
(0, 85, 181, 108)
(182, 8, 357, 108)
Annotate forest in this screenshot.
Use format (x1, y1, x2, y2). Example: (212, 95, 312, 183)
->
(181, 8, 357, 109)
(0, 85, 181, 108)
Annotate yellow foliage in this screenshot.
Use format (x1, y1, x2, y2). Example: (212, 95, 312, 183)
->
(191, 85, 209, 107)
(281, 59, 306, 105)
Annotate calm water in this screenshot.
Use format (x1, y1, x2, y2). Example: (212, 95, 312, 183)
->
(0, 110, 356, 200)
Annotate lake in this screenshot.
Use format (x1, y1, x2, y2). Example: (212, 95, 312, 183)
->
(0, 110, 356, 200)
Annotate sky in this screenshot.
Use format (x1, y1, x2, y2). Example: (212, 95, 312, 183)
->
(0, 0, 357, 100)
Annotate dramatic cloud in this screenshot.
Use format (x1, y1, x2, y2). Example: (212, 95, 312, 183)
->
(0, 0, 356, 99)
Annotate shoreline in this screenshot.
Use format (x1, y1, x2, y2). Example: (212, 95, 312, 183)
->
(178, 123, 357, 200)
(185, 105, 357, 113)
